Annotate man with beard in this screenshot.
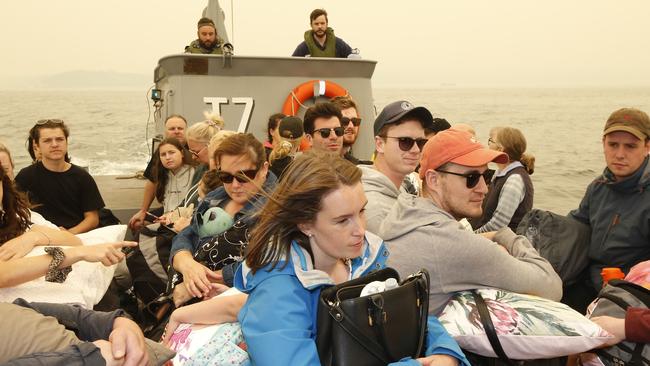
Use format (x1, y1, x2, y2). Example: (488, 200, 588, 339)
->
(379, 129, 562, 315)
(185, 17, 225, 55)
(292, 9, 353, 58)
(330, 96, 371, 164)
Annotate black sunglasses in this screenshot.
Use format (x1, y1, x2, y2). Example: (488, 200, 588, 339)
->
(314, 127, 345, 138)
(341, 117, 362, 127)
(385, 136, 428, 151)
(435, 169, 495, 189)
(217, 169, 259, 184)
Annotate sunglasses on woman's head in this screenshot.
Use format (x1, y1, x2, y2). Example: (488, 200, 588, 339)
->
(314, 127, 345, 138)
(341, 117, 362, 127)
(385, 136, 428, 151)
(217, 169, 259, 184)
(435, 169, 495, 189)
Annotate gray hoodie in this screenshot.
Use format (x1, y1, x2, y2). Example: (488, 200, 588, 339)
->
(379, 193, 562, 315)
(359, 165, 408, 234)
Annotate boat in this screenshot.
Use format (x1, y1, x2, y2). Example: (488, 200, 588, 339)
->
(101, 0, 378, 224)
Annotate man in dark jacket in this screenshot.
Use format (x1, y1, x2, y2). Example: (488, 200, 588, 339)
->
(292, 9, 353, 58)
(569, 107, 650, 312)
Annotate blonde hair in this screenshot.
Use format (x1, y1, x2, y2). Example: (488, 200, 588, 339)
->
(209, 130, 237, 169)
(186, 114, 223, 144)
(496, 127, 535, 175)
(269, 129, 302, 163)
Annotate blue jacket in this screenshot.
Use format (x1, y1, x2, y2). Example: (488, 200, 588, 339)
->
(170, 172, 278, 263)
(571, 156, 650, 289)
(234, 232, 469, 366)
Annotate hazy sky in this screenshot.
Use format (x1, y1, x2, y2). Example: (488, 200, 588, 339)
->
(2, 0, 649, 87)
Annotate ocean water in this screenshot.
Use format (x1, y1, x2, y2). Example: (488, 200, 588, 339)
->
(1, 87, 649, 215)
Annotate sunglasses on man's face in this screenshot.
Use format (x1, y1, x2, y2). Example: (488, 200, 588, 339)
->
(435, 169, 495, 189)
(341, 117, 362, 127)
(385, 136, 428, 152)
(217, 169, 259, 184)
(314, 127, 345, 138)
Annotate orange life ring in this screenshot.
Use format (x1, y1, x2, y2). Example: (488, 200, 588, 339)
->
(281, 79, 348, 116)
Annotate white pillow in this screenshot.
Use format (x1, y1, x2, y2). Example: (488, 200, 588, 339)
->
(0, 225, 127, 308)
(438, 288, 614, 359)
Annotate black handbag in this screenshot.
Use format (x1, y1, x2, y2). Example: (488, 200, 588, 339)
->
(316, 267, 430, 366)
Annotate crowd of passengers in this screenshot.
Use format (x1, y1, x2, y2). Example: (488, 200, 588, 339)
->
(1, 9, 650, 366)
(0, 96, 649, 364)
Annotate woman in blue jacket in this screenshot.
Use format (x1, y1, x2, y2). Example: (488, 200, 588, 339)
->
(235, 151, 469, 366)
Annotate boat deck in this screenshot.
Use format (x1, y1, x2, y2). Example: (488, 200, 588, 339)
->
(94, 175, 154, 225)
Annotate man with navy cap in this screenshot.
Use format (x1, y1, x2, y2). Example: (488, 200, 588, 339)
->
(359, 100, 435, 233)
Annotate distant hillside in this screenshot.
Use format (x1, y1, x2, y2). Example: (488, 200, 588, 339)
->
(42, 70, 151, 89)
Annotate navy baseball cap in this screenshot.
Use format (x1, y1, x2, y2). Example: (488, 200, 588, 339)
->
(373, 100, 434, 136)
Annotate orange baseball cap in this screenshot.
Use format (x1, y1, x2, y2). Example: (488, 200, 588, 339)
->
(419, 129, 509, 179)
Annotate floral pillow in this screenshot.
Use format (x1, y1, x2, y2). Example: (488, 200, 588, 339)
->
(438, 289, 613, 359)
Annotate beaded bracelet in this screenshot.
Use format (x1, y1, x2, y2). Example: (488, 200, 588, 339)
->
(44, 247, 72, 283)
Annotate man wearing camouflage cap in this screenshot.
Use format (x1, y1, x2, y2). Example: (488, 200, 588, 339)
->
(569, 107, 650, 312)
(185, 17, 225, 54)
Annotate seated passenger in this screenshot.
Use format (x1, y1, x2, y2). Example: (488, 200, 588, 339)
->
(263, 113, 286, 159)
(360, 100, 433, 233)
(568, 108, 650, 312)
(129, 115, 188, 231)
(0, 299, 150, 365)
(592, 308, 650, 344)
(0, 142, 15, 180)
(169, 133, 277, 306)
(292, 9, 353, 58)
(380, 129, 562, 315)
(235, 151, 469, 365)
(0, 166, 135, 288)
(473, 127, 535, 233)
(15, 119, 105, 234)
(268, 116, 304, 179)
(150, 138, 199, 220)
(185, 17, 226, 55)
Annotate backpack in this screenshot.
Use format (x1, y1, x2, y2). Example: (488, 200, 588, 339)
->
(584, 279, 650, 366)
(516, 209, 591, 285)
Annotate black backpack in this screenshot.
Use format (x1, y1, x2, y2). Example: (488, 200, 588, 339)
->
(516, 209, 591, 286)
(587, 279, 650, 366)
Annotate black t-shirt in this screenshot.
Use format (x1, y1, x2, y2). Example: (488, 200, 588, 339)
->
(15, 162, 105, 229)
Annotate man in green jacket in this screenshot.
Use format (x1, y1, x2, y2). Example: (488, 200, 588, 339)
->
(185, 17, 225, 55)
(292, 9, 353, 58)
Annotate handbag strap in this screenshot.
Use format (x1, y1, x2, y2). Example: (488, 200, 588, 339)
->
(328, 304, 390, 363)
(471, 290, 515, 365)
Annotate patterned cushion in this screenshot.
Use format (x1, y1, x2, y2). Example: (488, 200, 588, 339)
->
(438, 289, 613, 359)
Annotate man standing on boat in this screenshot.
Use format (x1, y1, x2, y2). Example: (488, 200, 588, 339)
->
(292, 9, 353, 58)
(568, 107, 650, 313)
(185, 17, 225, 55)
(15, 120, 105, 234)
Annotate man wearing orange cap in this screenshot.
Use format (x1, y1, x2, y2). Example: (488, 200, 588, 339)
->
(568, 107, 650, 312)
(379, 129, 562, 315)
